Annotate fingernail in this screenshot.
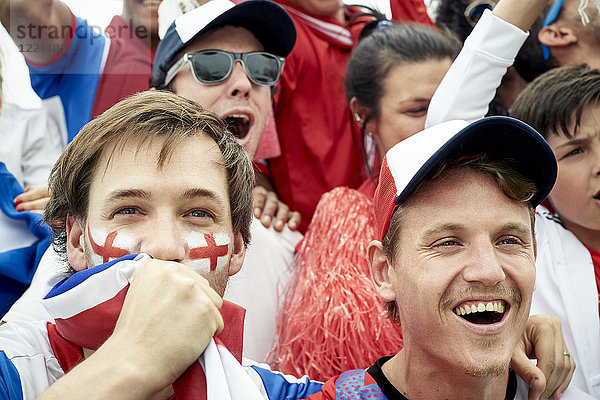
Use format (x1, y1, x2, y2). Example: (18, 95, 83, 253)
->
(262, 215, 271, 225)
(15, 205, 24, 212)
(254, 208, 261, 217)
(276, 220, 284, 230)
(13, 197, 22, 205)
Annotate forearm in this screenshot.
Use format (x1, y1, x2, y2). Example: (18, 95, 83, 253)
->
(38, 339, 166, 400)
(0, 0, 73, 64)
(492, 0, 549, 32)
(425, 10, 528, 127)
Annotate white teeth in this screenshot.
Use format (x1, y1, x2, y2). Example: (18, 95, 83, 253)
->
(453, 301, 506, 316)
(230, 114, 249, 121)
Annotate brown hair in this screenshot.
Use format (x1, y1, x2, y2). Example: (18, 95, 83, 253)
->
(45, 90, 254, 260)
(512, 64, 600, 139)
(381, 157, 536, 323)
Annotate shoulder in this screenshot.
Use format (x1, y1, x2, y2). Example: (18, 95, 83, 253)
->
(0, 321, 64, 399)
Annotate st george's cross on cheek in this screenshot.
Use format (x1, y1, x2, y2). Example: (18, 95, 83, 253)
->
(185, 231, 231, 274)
(86, 226, 232, 273)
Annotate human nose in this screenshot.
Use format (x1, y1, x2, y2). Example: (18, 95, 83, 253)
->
(461, 241, 506, 286)
(139, 218, 187, 262)
(227, 61, 252, 99)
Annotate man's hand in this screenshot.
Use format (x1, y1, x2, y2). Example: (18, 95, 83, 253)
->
(511, 314, 575, 400)
(14, 186, 51, 214)
(252, 186, 301, 231)
(39, 259, 224, 400)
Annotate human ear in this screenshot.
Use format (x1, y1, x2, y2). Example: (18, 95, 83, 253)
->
(538, 25, 578, 48)
(66, 215, 88, 271)
(368, 240, 396, 302)
(227, 232, 246, 276)
(349, 97, 370, 124)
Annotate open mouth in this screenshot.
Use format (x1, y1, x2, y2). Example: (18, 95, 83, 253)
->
(224, 115, 251, 141)
(453, 301, 507, 325)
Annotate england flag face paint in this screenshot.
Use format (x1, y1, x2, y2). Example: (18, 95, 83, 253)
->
(86, 223, 231, 274)
(184, 231, 231, 274)
(86, 225, 138, 266)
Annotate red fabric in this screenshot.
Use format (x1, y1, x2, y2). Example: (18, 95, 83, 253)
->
(269, 0, 431, 232)
(585, 245, 600, 317)
(91, 16, 154, 118)
(390, 0, 433, 24)
(46, 323, 84, 374)
(54, 286, 129, 350)
(373, 156, 399, 240)
(270, 0, 367, 233)
(47, 299, 246, 396)
(357, 176, 378, 198)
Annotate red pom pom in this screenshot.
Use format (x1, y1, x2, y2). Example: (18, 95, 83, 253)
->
(271, 187, 403, 381)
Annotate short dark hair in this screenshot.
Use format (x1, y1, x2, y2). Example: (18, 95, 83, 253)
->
(381, 157, 536, 324)
(511, 64, 600, 139)
(45, 91, 255, 261)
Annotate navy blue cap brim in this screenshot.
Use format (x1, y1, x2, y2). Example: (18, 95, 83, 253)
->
(396, 117, 558, 207)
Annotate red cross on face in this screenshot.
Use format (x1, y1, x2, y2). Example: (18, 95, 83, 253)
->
(189, 233, 230, 271)
(87, 226, 130, 264)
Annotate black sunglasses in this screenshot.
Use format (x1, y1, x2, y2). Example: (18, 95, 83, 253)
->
(165, 50, 285, 86)
(464, 0, 496, 26)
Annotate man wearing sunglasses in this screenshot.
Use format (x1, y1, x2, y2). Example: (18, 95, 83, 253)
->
(151, 0, 303, 364)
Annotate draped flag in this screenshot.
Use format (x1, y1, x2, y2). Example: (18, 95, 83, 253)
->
(41, 254, 265, 400)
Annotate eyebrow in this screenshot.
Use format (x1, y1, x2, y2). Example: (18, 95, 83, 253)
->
(496, 223, 532, 238)
(105, 189, 150, 203)
(421, 222, 532, 240)
(422, 223, 464, 239)
(398, 97, 430, 105)
(554, 137, 590, 149)
(182, 188, 226, 207)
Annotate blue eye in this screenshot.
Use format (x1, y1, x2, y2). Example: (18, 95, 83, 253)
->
(116, 208, 139, 215)
(565, 148, 583, 158)
(189, 210, 210, 218)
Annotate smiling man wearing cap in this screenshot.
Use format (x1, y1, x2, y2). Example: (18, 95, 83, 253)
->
(352, 116, 559, 399)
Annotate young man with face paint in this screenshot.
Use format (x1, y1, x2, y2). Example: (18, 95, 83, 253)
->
(0, 90, 255, 399)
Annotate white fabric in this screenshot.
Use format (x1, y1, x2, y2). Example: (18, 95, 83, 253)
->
(531, 207, 600, 397)
(158, 0, 204, 39)
(385, 119, 469, 195)
(224, 218, 303, 362)
(425, 9, 528, 129)
(2, 247, 65, 323)
(175, 0, 234, 43)
(0, 103, 63, 189)
(426, 10, 600, 398)
(0, 24, 41, 110)
(0, 320, 64, 398)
